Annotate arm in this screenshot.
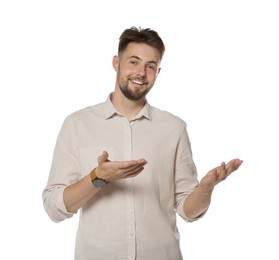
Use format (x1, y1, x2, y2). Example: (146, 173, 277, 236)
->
(184, 158, 243, 219)
(64, 151, 147, 213)
(63, 174, 100, 213)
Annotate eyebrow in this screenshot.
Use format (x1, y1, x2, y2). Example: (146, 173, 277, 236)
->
(128, 55, 158, 66)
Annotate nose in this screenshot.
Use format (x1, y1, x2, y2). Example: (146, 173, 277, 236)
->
(136, 64, 146, 77)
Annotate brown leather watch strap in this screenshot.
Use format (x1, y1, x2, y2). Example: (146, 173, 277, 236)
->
(89, 167, 97, 181)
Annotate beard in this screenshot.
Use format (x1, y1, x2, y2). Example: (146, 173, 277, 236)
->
(119, 83, 150, 101)
(116, 65, 153, 101)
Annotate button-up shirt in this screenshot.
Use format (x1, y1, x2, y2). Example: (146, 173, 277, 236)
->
(42, 94, 201, 260)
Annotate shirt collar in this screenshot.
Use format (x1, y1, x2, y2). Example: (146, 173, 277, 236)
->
(103, 93, 152, 121)
(136, 102, 152, 121)
(104, 94, 118, 119)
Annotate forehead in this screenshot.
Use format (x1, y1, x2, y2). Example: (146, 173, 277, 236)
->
(121, 42, 161, 63)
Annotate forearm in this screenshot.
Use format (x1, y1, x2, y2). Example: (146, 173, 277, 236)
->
(183, 185, 213, 219)
(63, 174, 100, 213)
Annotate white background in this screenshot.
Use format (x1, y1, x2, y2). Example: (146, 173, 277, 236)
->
(1, 0, 278, 259)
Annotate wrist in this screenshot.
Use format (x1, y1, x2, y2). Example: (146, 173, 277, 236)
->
(90, 168, 107, 188)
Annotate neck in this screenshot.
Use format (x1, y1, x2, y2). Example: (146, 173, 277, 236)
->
(111, 89, 146, 121)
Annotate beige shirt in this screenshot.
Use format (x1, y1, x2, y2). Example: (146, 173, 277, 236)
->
(43, 95, 201, 260)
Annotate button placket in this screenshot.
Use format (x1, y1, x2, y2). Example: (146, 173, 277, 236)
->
(123, 119, 136, 259)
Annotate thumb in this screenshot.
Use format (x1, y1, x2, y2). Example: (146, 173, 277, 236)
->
(98, 151, 109, 165)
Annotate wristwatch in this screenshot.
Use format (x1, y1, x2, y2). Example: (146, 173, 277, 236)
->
(90, 168, 107, 188)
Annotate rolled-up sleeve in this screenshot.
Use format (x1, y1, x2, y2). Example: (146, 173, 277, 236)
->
(42, 184, 74, 222)
(42, 116, 80, 222)
(174, 124, 203, 222)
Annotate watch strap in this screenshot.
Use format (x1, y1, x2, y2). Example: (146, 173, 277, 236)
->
(90, 167, 98, 181)
(90, 168, 107, 188)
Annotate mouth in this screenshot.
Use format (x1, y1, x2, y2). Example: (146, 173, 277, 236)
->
(130, 79, 145, 87)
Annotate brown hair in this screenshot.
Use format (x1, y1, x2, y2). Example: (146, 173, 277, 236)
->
(118, 26, 165, 60)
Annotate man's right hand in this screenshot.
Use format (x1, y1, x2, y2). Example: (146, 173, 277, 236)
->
(95, 151, 147, 182)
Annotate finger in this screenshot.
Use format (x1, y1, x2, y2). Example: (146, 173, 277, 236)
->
(127, 160, 147, 171)
(98, 151, 109, 165)
(225, 159, 243, 174)
(124, 166, 145, 178)
(117, 159, 147, 170)
(115, 162, 146, 177)
(217, 162, 228, 180)
(130, 163, 147, 173)
(105, 164, 146, 181)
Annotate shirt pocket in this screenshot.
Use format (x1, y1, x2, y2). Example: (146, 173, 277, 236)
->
(79, 146, 114, 177)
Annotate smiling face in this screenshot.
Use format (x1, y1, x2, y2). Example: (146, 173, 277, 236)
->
(113, 42, 161, 101)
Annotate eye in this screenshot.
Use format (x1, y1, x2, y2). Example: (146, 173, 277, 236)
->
(148, 65, 156, 71)
(130, 60, 138, 65)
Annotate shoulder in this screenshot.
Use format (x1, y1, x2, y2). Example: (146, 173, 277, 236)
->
(67, 102, 105, 121)
(150, 105, 187, 127)
(58, 102, 106, 133)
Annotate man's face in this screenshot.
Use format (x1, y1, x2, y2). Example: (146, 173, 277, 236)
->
(113, 42, 161, 101)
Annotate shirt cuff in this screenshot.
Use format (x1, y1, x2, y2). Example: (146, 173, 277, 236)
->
(43, 185, 75, 222)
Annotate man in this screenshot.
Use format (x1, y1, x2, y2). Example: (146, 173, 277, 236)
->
(42, 26, 243, 260)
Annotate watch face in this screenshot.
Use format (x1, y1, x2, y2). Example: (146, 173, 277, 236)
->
(93, 178, 106, 188)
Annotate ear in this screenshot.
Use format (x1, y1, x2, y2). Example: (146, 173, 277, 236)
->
(112, 55, 119, 72)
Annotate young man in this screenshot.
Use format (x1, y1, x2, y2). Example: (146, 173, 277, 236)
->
(42, 26, 243, 260)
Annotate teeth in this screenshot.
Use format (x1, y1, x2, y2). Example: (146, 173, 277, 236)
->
(131, 80, 143, 85)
